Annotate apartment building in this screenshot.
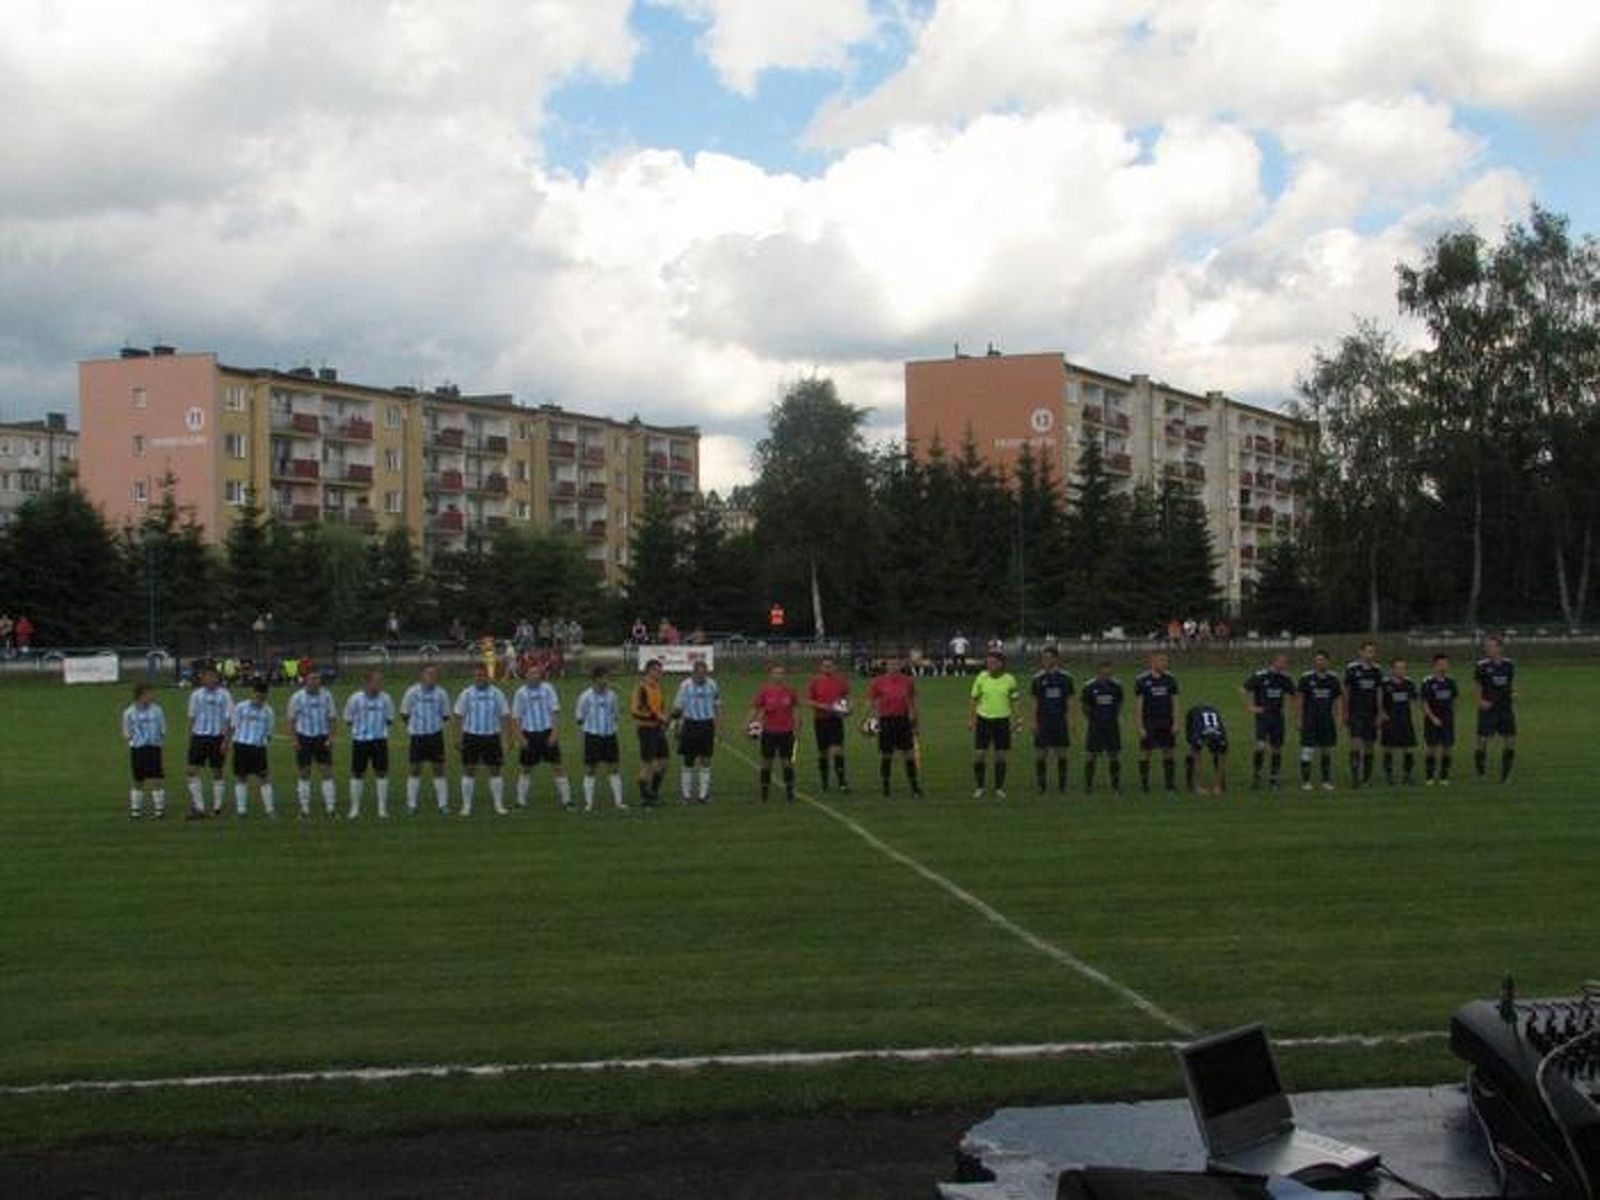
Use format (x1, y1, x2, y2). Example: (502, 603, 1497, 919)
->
(904, 350, 1310, 608)
(0, 413, 77, 528)
(78, 347, 699, 586)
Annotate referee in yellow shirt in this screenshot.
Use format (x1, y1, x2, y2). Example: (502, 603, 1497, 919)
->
(970, 651, 1020, 799)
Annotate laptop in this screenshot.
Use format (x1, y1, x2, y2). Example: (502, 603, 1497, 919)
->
(1178, 1024, 1380, 1180)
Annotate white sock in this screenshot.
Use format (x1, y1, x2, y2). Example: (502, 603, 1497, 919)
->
(582, 775, 595, 810)
(152, 788, 165, 815)
(516, 774, 530, 806)
(490, 775, 505, 812)
(297, 780, 311, 813)
(211, 780, 226, 810)
(609, 774, 624, 808)
(235, 782, 248, 814)
(461, 776, 475, 815)
(698, 766, 712, 800)
(261, 783, 275, 816)
(321, 778, 337, 813)
(376, 778, 389, 818)
(129, 786, 142, 815)
(349, 777, 363, 818)
(680, 770, 692, 800)
(434, 777, 448, 810)
(188, 778, 203, 810)
(406, 776, 420, 810)
(555, 776, 572, 807)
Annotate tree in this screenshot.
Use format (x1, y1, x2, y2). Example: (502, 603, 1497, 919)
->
(135, 478, 221, 652)
(624, 488, 685, 624)
(223, 492, 274, 627)
(364, 526, 425, 634)
(1246, 540, 1315, 635)
(1115, 483, 1164, 636)
(1157, 476, 1220, 620)
(1062, 438, 1123, 634)
(0, 486, 128, 645)
(1014, 441, 1069, 635)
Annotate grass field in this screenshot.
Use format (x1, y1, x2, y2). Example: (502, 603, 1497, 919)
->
(2, 650, 1596, 1146)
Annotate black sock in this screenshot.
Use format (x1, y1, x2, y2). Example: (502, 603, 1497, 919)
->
(1185, 757, 1196, 791)
(1383, 751, 1394, 783)
(639, 778, 651, 800)
(759, 766, 771, 800)
(1252, 749, 1264, 783)
(880, 757, 892, 792)
(1035, 759, 1047, 791)
(905, 761, 920, 792)
(974, 761, 986, 790)
(818, 758, 830, 789)
(1163, 757, 1176, 792)
(1402, 751, 1414, 780)
(1109, 759, 1122, 789)
(834, 757, 846, 786)
(1501, 748, 1515, 780)
(1363, 751, 1374, 782)
(1301, 756, 1311, 784)
(1270, 750, 1281, 782)
(1349, 751, 1361, 786)
(1425, 754, 1436, 780)
(1057, 758, 1068, 792)
(1474, 748, 1487, 777)
(1321, 753, 1332, 784)
(995, 761, 1008, 790)
(1441, 753, 1452, 780)
(1139, 759, 1151, 791)
(1085, 758, 1097, 790)
(783, 765, 795, 799)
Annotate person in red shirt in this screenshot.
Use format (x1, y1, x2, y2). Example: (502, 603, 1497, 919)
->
(14, 614, 34, 652)
(806, 657, 852, 793)
(866, 653, 923, 799)
(748, 662, 801, 803)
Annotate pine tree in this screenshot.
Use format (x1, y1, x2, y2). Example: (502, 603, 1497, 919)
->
(1157, 476, 1220, 620)
(1063, 437, 1122, 635)
(625, 488, 685, 624)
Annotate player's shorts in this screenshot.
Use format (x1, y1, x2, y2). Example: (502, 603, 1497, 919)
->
(583, 733, 620, 767)
(1477, 707, 1517, 738)
(1253, 713, 1285, 747)
(1189, 732, 1228, 756)
(1347, 709, 1378, 742)
(233, 742, 269, 777)
(1301, 717, 1338, 749)
(408, 730, 446, 766)
(637, 725, 669, 760)
(1086, 723, 1121, 755)
(759, 731, 795, 760)
(679, 718, 716, 761)
(187, 734, 226, 770)
(1381, 719, 1417, 749)
(974, 716, 1012, 751)
(519, 729, 562, 767)
(352, 738, 389, 775)
(1034, 718, 1069, 749)
(813, 716, 845, 750)
(130, 745, 164, 782)
(877, 715, 915, 755)
(1424, 720, 1455, 748)
(1140, 724, 1175, 752)
(460, 732, 503, 768)
(295, 734, 332, 768)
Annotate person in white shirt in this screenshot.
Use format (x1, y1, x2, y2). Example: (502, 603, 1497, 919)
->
(287, 670, 337, 817)
(121, 683, 167, 819)
(229, 681, 276, 817)
(185, 666, 234, 819)
(400, 664, 453, 815)
(343, 670, 396, 818)
(512, 663, 573, 810)
(574, 665, 626, 812)
(454, 662, 511, 816)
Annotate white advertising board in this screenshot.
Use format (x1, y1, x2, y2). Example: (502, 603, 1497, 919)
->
(62, 653, 121, 684)
(635, 644, 715, 673)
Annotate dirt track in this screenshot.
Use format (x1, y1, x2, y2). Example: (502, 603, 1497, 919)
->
(0, 1109, 982, 1198)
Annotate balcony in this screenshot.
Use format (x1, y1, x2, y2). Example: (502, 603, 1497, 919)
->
(550, 439, 576, 459)
(432, 426, 465, 448)
(479, 473, 508, 495)
(1257, 505, 1275, 524)
(581, 445, 606, 465)
(1183, 462, 1205, 483)
(326, 418, 373, 442)
(556, 517, 578, 533)
(669, 456, 693, 474)
(1107, 411, 1130, 432)
(1253, 435, 1273, 453)
(427, 470, 464, 493)
(1238, 471, 1254, 487)
(1241, 544, 1256, 562)
(346, 506, 377, 528)
(1106, 452, 1133, 474)
(1082, 407, 1104, 426)
(282, 503, 320, 523)
(553, 480, 577, 498)
(648, 452, 669, 470)
(283, 458, 319, 479)
(586, 521, 608, 540)
(485, 434, 509, 455)
(433, 510, 465, 532)
(485, 515, 508, 532)
(582, 482, 607, 500)
(1185, 426, 1208, 444)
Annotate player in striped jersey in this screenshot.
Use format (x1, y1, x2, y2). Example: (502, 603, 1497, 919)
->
(229, 681, 276, 817)
(287, 671, 337, 817)
(513, 663, 572, 810)
(672, 659, 722, 804)
(400, 665, 452, 814)
(454, 662, 511, 816)
(121, 683, 167, 818)
(185, 666, 234, 819)
(343, 670, 396, 818)
(575, 665, 627, 812)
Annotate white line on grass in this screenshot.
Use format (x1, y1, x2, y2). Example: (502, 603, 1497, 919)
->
(0, 1032, 1445, 1096)
(722, 741, 1196, 1037)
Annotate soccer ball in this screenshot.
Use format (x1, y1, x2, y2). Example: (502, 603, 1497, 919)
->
(831, 698, 851, 716)
(860, 716, 880, 736)
(745, 720, 763, 739)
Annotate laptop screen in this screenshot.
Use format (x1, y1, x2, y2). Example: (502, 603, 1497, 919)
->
(1185, 1025, 1284, 1120)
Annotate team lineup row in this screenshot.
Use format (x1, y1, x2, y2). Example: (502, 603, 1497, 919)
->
(112, 638, 1521, 819)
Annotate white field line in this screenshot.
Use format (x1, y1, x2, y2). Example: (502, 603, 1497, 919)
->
(0, 1033, 1445, 1097)
(722, 740, 1196, 1037)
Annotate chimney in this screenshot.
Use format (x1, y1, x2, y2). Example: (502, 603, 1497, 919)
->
(318, 367, 338, 382)
(119, 347, 149, 359)
(151, 344, 176, 356)
(46, 412, 67, 431)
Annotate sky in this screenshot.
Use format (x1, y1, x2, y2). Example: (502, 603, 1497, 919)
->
(3, 0, 1599, 492)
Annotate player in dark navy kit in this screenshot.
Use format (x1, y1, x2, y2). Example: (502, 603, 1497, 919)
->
(1297, 649, 1341, 791)
(1184, 703, 1229, 794)
(1080, 662, 1124, 793)
(1420, 654, 1459, 785)
(1342, 640, 1382, 787)
(1031, 646, 1075, 794)
(1134, 651, 1179, 794)
(1378, 659, 1419, 786)
(1242, 652, 1295, 790)
(1473, 635, 1517, 781)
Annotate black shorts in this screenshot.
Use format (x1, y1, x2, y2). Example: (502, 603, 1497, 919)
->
(1478, 707, 1517, 738)
(1380, 720, 1416, 749)
(583, 733, 620, 766)
(637, 725, 669, 761)
(1253, 713, 1285, 748)
(679, 718, 716, 761)
(759, 731, 795, 760)
(461, 733, 503, 768)
(519, 729, 562, 767)
(352, 739, 389, 775)
(813, 716, 845, 750)
(1188, 733, 1227, 756)
(877, 715, 915, 754)
(1301, 718, 1338, 749)
(295, 734, 332, 768)
(233, 742, 269, 777)
(1086, 723, 1121, 755)
(1034, 718, 1069, 749)
(409, 730, 446, 766)
(1140, 724, 1175, 752)
(1424, 720, 1455, 748)
(187, 734, 226, 770)
(130, 745, 164, 782)
(1347, 710, 1378, 743)
(974, 716, 1012, 751)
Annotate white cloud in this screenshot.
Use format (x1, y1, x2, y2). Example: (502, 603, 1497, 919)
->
(652, 0, 878, 95)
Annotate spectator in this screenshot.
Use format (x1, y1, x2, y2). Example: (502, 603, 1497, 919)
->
(630, 617, 649, 645)
(387, 610, 402, 646)
(514, 618, 535, 651)
(0, 613, 13, 655)
(448, 616, 467, 646)
(537, 616, 553, 647)
(15, 613, 34, 653)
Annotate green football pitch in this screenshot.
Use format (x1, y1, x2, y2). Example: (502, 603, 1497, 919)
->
(1, 652, 1595, 1145)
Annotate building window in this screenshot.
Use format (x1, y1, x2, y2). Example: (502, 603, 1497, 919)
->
(0, 440, 8, 455)
(224, 432, 247, 459)
(518, 421, 530, 440)
(223, 385, 247, 412)
(384, 490, 402, 514)
(514, 461, 528, 481)
(225, 480, 247, 506)
(132, 435, 147, 457)
(133, 479, 149, 504)
(386, 404, 403, 429)
(132, 387, 147, 409)
(385, 448, 401, 472)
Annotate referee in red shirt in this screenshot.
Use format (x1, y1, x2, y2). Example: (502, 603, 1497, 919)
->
(867, 654, 923, 799)
(806, 657, 851, 792)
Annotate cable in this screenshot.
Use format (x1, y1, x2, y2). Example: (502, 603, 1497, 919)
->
(1374, 1163, 1442, 1199)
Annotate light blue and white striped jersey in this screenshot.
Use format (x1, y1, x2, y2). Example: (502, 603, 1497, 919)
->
(288, 687, 336, 738)
(400, 682, 452, 736)
(454, 683, 510, 735)
(575, 687, 620, 736)
(674, 676, 721, 721)
(513, 681, 560, 732)
(122, 702, 166, 748)
(230, 699, 275, 747)
(344, 690, 395, 741)
(187, 685, 234, 736)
